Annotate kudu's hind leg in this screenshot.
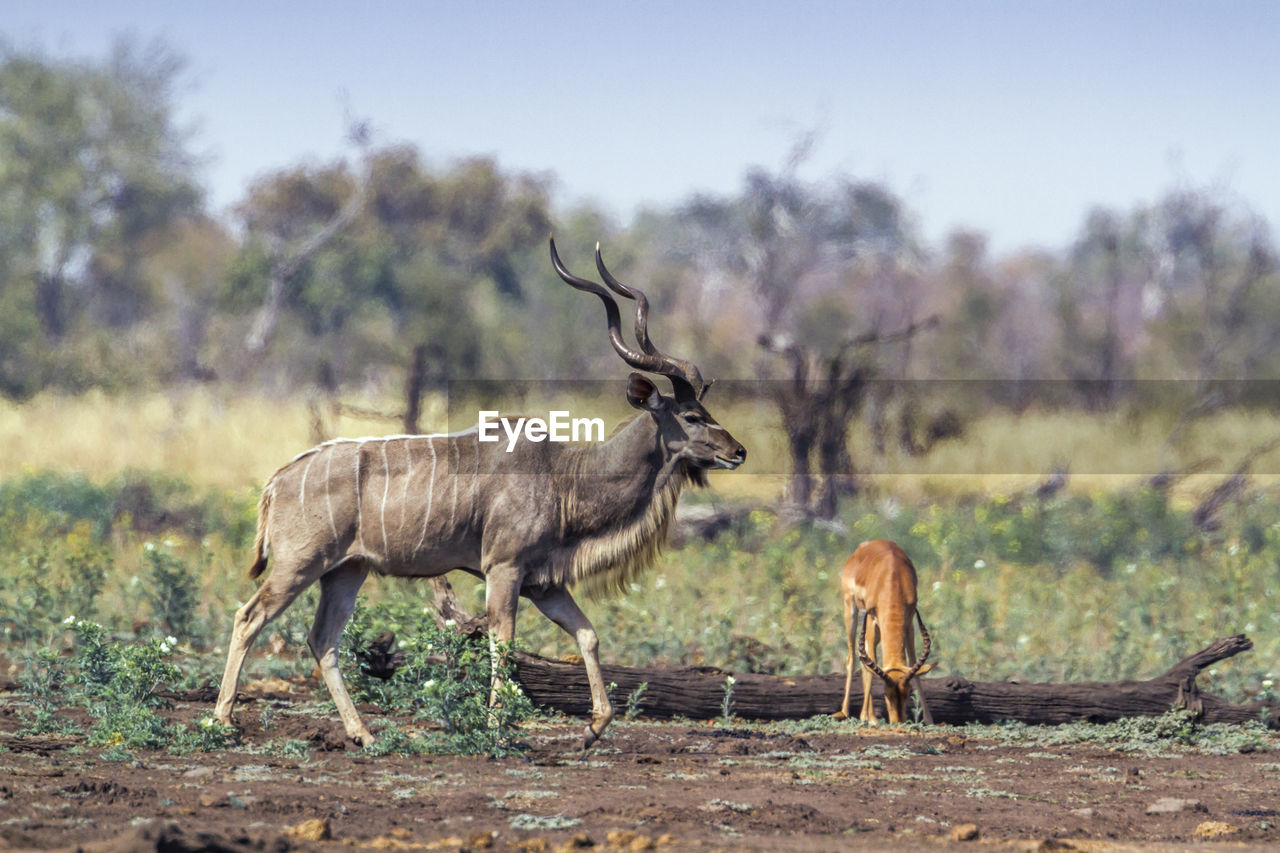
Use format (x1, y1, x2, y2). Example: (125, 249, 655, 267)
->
(214, 558, 321, 727)
(309, 559, 373, 744)
(530, 587, 614, 749)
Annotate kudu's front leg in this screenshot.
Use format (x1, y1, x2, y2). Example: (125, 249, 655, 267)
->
(484, 568, 522, 709)
(530, 587, 614, 749)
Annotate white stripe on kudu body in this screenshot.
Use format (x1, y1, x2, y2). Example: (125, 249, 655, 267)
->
(448, 440, 459, 530)
(415, 437, 438, 554)
(379, 441, 391, 557)
(399, 439, 413, 542)
(299, 451, 315, 511)
(353, 440, 365, 552)
(213, 239, 747, 751)
(324, 446, 339, 542)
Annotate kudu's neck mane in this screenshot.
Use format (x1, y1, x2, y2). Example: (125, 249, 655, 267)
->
(551, 412, 700, 598)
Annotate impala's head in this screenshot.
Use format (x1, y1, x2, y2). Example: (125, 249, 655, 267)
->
(877, 663, 934, 723)
(859, 613, 933, 724)
(550, 237, 746, 482)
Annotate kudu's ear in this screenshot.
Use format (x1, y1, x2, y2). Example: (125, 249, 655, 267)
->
(625, 372, 665, 412)
(699, 378, 715, 401)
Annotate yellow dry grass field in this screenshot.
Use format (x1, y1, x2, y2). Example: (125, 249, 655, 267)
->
(3, 387, 1279, 502)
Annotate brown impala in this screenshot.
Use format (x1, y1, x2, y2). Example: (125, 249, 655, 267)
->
(213, 238, 746, 748)
(834, 539, 934, 724)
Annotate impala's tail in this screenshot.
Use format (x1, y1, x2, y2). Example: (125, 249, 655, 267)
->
(248, 483, 274, 580)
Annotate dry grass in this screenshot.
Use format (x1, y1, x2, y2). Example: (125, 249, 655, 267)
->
(3, 388, 1279, 504)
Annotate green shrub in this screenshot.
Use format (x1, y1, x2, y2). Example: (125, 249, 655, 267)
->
(141, 541, 200, 641)
(0, 525, 111, 644)
(343, 599, 536, 756)
(17, 647, 79, 735)
(70, 618, 179, 706)
(170, 715, 239, 753)
(0, 469, 257, 547)
(0, 471, 115, 538)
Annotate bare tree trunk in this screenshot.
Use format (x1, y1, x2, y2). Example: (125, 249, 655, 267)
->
(243, 126, 373, 360)
(763, 321, 931, 520)
(785, 431, 815, 512)
(427, 576, 487, 638)
(403, 343, 427, 434)
(815, 412, 857, 520)
(512, 635, 1275, 728)
(35, 271, 68, 340)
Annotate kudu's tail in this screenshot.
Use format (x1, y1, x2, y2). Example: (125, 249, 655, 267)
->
(248, 483, 273, 580)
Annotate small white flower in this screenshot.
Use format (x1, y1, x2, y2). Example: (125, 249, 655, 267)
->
(973, 559, 986, 569)
(63, 615, 76, 625)
(166, 635, 178, 647)
(932, 581, 943, 592)
(1263, 679, 1274, 689)
(144, 542, 156, 552)
(725, 675, 736, 686)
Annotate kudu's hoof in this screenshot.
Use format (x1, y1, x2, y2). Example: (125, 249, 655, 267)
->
(348, 729, 376, 748)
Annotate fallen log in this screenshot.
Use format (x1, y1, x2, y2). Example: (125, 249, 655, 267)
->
(514, 635, 1277, 728)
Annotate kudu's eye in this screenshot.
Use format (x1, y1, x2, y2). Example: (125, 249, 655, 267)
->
(681, 412, 703, 425)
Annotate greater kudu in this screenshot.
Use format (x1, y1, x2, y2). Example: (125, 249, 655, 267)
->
(213, 238, 746, 747)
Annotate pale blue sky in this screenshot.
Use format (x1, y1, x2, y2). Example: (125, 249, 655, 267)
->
(6, 1, 1278, 254)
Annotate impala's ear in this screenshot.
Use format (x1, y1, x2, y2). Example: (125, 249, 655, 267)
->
(913, 663, 934, 678)
(625, 373, 664, 412)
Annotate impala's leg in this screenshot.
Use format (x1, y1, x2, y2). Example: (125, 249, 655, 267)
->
(308, 559, 373, 745)
(835, 596, 857, 720)
(529, 586, 613, 749)
(859, 613, 878, 724)
(907, 617, 934, 725)
(214, 557, 321, 727)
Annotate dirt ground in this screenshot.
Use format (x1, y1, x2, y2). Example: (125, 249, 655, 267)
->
(2, 690, 1279, 853)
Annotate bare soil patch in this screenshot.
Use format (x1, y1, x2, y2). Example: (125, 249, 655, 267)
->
(1, 691, 1279, 852)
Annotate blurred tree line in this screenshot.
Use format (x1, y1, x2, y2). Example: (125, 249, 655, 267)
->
(4, 40, 1280, 513)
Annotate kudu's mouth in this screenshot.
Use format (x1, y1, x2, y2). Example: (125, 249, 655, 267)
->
(712, 450, 747, 470)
